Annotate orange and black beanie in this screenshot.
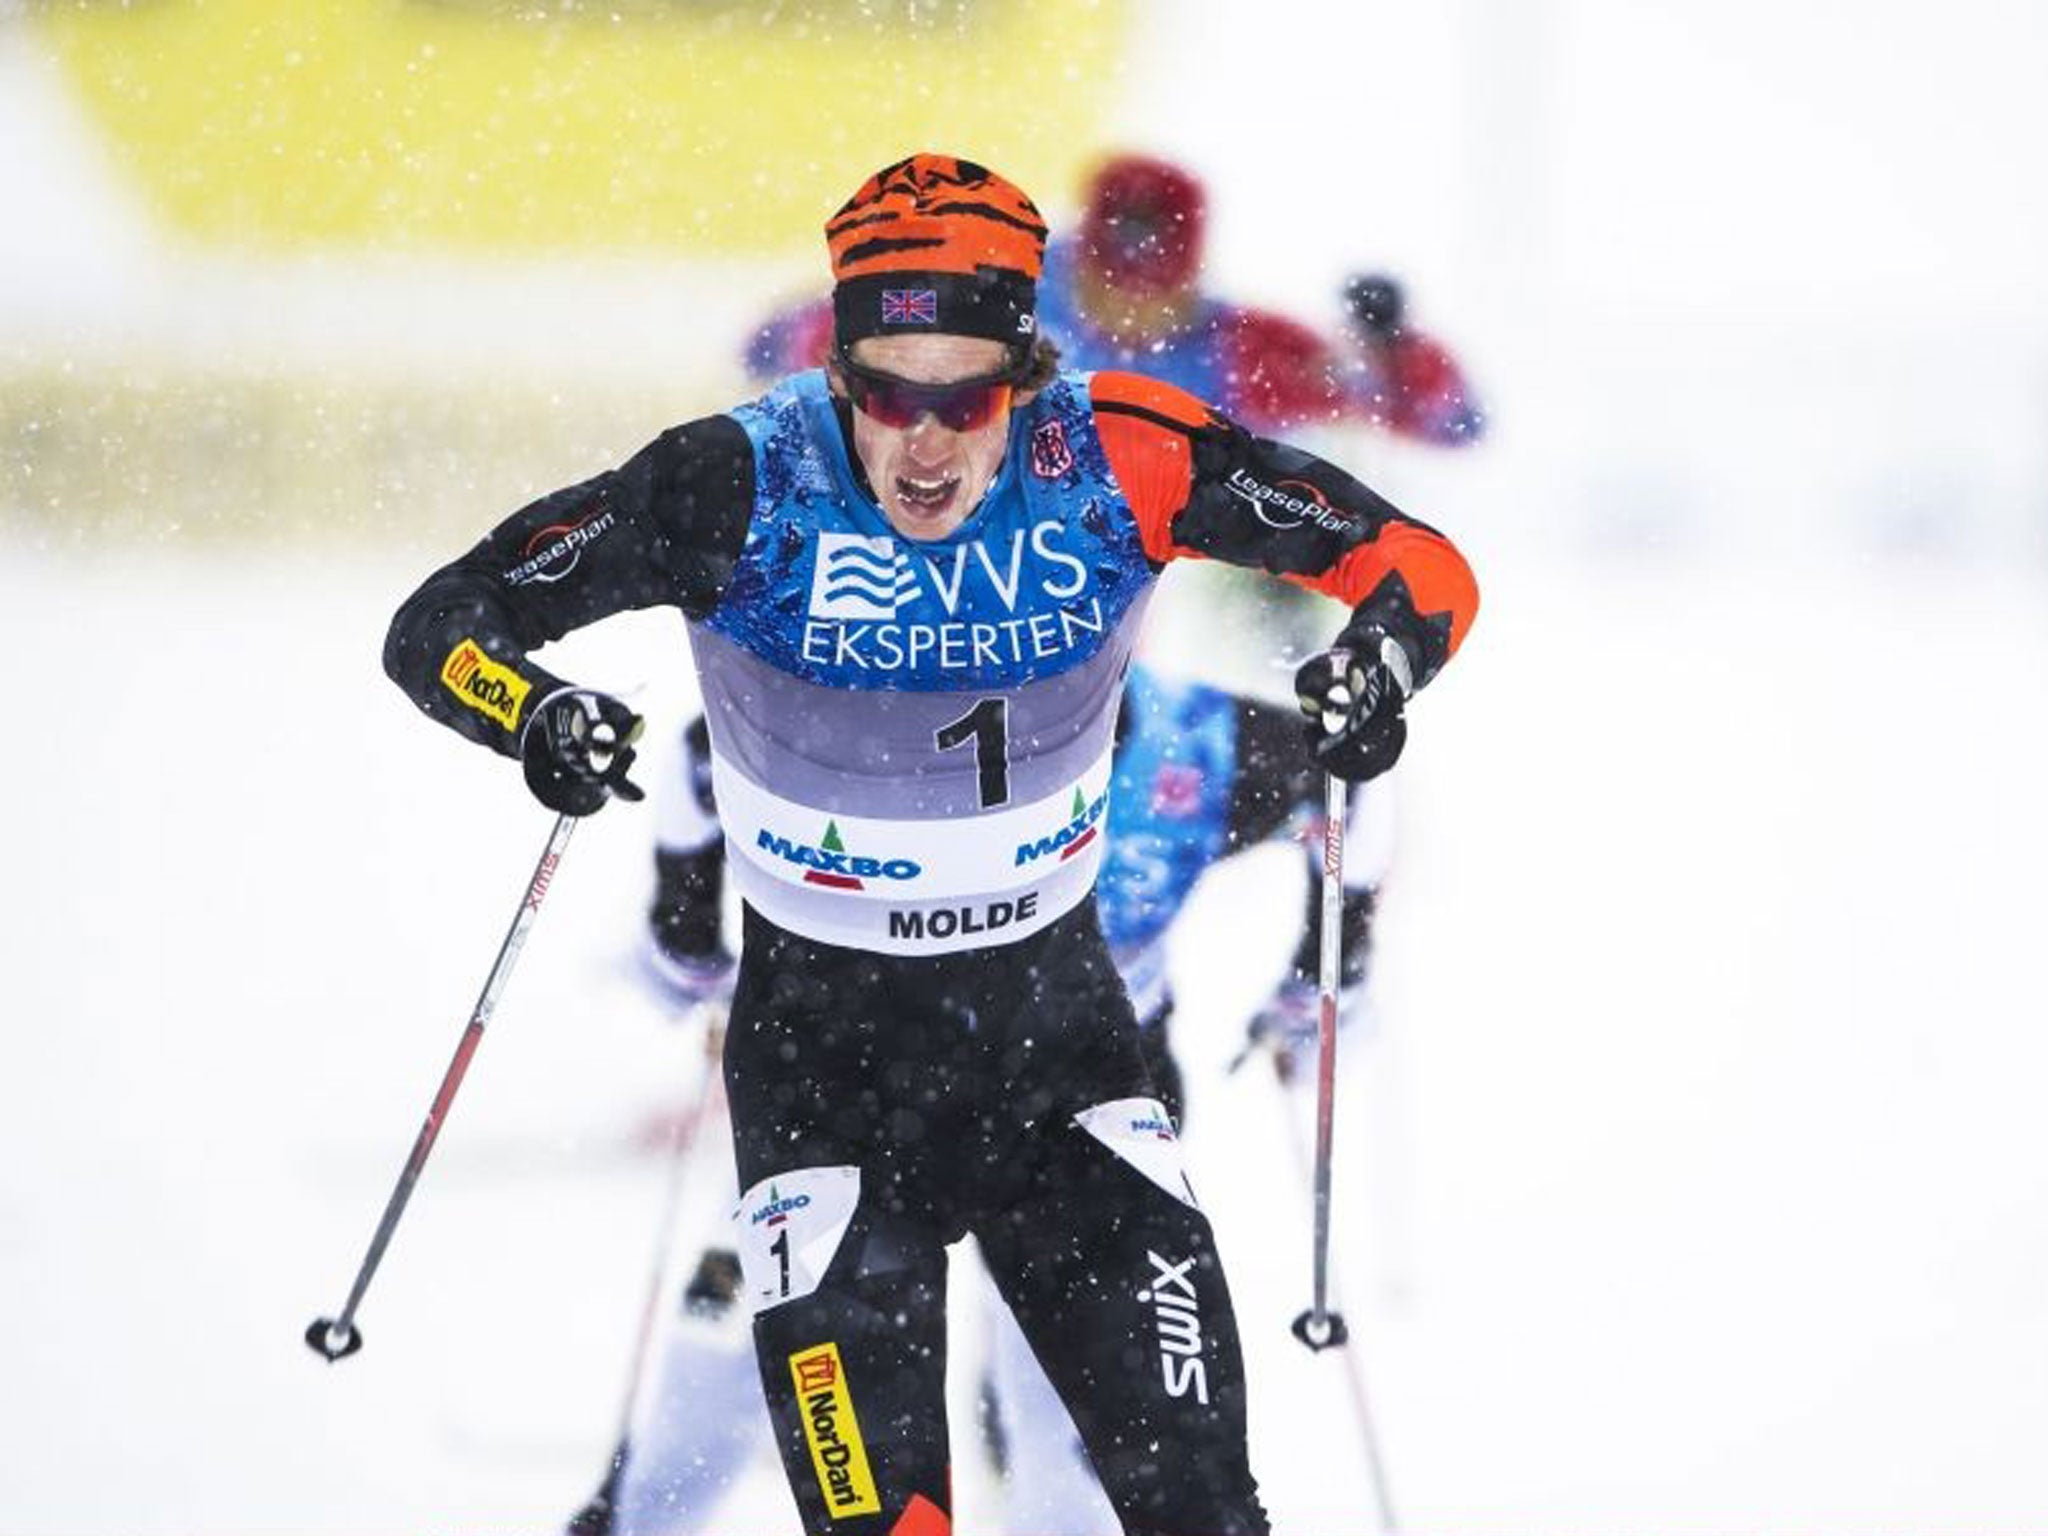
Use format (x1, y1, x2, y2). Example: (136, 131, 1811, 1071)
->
(827, 153, 1048, 354)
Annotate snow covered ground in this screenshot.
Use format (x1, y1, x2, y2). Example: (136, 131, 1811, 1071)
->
(6, 534, 2048, 1534)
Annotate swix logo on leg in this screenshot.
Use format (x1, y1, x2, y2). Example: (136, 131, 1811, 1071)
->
(1139, 1250, 1210, 1405)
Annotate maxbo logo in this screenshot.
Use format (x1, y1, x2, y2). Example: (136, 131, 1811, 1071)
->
(748, 1184, 812, 1228)
(757, 821, 922, 890)
(1014, 786, 1108, 866)
(439, 638, 531, 733)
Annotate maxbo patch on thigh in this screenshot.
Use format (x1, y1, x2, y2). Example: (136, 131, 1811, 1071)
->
(732, 1166, 861, 1311)
(1074, 1097, 1200, 1208)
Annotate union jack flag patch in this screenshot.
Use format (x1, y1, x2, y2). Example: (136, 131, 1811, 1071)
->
(881, 288, 940, 325)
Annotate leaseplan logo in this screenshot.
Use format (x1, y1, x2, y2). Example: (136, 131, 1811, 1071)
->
(1014, 787, 1108, 866)
(503, 506, 616, 586)
(809, 533, 917, 621)
(756, 821, 922, 890)
(1224, 467, 1358, 538)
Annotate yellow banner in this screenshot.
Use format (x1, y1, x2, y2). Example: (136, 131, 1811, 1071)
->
(40, 0, 1129, 253)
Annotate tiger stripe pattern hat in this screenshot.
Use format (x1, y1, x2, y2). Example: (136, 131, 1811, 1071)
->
(827, 153, 1048, 353)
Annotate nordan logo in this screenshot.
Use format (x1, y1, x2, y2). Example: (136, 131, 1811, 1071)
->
(439, 638, 530, 733)
(789, 1342, 880, 1515)
(757, 821, 922, 890)
(1014, 786, 1107, 866)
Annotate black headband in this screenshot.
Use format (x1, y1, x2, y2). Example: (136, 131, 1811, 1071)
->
(833, 268, 1037, 350)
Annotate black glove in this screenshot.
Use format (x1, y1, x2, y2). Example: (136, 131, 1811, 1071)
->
(520, 688, 646, 816)
(1294, 629, 1414, 782)
(1343, 272, 1407, 341)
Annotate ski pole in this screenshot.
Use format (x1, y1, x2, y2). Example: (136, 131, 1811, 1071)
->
(1292, 771, 1349, 1355)
(1288, 773, 1400, 1530)
(1273, 1035, 1401, 1532)
(306, 810, 579, 1363)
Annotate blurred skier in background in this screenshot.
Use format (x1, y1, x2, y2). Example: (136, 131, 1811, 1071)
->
(749, 151, 1485, 441)
(577, 664, 1381, 1534)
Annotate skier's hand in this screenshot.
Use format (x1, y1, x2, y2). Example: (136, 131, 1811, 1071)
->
(520, 688, 646, 816)
(1243, 979, 1367, 1083)
(1295, 629, 1413, 782)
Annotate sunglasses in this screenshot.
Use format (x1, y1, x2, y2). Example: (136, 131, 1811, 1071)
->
(835, 349, 1029, 432)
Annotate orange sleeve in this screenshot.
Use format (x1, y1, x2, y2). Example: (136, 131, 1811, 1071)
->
(1089, 368, 1478, 668)
(1087, 371, 1206, 565)
(1287, 521, 1480, 660)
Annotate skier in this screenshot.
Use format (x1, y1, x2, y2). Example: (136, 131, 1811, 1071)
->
(384, 152, 1477, 1535)
(586, 661, 1381, 1535)
(749, 152, 1484, 440)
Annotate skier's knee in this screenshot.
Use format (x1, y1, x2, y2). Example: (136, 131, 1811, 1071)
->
(731, 1165, 861, 1310)
(1073, 1096, 1201, 1209)
(732, 1165, 942, 1314)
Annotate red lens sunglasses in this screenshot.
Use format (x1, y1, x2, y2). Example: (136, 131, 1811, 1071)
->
(835, 348, 1031, 432)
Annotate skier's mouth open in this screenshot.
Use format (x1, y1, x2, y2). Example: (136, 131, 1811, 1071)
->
(894, 472, 961, 516)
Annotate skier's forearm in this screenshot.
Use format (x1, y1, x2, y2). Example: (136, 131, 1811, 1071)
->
(383, 567, 573, 756)
(1087, 370, 1477, 684)
(384, 416, 756, 757)
(1177, 427, 1477, 685)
